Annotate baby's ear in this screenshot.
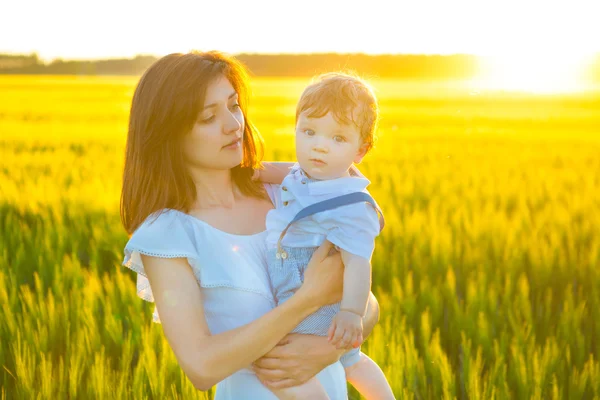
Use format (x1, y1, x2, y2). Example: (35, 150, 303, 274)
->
(353, 143, 369, 164)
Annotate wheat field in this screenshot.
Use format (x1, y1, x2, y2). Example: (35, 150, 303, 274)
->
(1, 75, 599, 399)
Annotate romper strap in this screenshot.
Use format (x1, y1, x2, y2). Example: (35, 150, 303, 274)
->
(276, 192, 384, 259)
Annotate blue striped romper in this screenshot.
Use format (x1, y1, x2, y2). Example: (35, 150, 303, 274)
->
(265, 168, 384, 368)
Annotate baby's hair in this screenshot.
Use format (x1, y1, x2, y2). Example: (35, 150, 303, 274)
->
(296, 71, 379, 152)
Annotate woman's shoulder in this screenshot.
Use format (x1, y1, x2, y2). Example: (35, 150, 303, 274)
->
(122, 206, 275, 316)
(134, 208, 192, 237)
(125, 208, 198, 258)
(139, 208, 183, 227)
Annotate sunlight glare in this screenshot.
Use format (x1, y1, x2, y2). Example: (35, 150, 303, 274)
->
(475, 51, 594, 93)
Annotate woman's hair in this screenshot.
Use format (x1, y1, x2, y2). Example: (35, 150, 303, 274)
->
(121, 51, 265, 234)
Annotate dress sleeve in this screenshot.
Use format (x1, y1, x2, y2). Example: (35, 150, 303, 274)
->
(122, 208, 274, 323)
(122, 210, 201, 322)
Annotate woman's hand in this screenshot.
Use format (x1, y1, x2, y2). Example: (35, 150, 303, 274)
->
(297, 241, 344, 308)
(252, 334, 344, 389)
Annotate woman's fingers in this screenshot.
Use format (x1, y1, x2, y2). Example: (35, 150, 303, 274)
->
(313, 240, 334, 261)
(253, 354, 300, 372)
(253, 366, 287, 380)
(302, 241, 344, 306)
(260, 343, 289, 359)
(263, 378, 300, 389)
(252, 357, 281, 370)
(276, 335, 292, 346)
(327, 321, 336, 341)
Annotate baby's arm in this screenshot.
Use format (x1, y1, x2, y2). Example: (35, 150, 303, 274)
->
(328, 250, 371, 348)
(340, 250, 371, 315)
(254, 162, 294, 184)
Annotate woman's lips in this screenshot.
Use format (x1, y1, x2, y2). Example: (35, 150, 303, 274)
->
(222, 138, 241, 150)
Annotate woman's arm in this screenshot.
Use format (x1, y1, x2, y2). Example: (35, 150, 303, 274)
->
(254, 162, 295, 184)
(255, 162, 365, 184)
(252, 292, 381, 389)
(363, 291, 380, 338)
(141, 241, 343, 391)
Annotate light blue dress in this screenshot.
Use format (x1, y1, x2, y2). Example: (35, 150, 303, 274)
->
(122, 184, 348, 400)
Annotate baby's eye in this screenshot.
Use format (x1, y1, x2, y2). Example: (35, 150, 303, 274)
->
(230, 103, 241, 111)
(333, 135, 346, 143)
(304, 129, 315, 136)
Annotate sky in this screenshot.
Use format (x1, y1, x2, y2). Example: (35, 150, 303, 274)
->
(1, 0, 599, 61)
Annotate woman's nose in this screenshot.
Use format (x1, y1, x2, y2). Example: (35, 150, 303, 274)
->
(224, 111, 242, 134)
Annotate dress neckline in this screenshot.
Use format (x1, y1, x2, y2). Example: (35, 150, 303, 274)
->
(167, 183, 275, 239)
(170, 209, 269, 239)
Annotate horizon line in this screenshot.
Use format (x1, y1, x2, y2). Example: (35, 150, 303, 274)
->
(5, 51, 600, 64)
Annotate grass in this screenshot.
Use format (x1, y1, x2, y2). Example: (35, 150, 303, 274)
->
(1, 75, 599, 399)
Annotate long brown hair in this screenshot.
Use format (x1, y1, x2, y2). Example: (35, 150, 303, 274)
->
(121, 51, 265, 234)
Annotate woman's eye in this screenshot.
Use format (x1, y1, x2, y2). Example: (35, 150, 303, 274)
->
(304, 129, 315, 136)
(199, 115, 215, 124)
(334, 135, 346, 143)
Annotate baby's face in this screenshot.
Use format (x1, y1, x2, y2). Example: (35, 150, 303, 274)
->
(295, 111, 367, 180)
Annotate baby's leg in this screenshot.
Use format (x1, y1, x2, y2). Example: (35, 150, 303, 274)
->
(270, 377, 329, 400)
(345, 353, 395, 400)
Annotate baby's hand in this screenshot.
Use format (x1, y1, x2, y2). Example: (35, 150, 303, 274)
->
(328, 310, 363, 350)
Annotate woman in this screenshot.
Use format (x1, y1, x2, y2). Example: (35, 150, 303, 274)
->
(121, 51, 380, 399)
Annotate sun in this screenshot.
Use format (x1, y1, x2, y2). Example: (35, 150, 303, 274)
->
(474, 51, 594, 94)
(476, 52, 594, 94)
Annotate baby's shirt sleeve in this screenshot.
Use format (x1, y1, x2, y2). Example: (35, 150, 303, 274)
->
(313, 201, 381, 260)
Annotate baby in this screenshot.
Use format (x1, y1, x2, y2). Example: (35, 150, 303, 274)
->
(262, 73, 394, 399)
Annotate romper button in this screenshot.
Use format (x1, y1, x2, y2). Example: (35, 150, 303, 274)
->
(282, 186, 288, 191)
(301, 180, 307, 184)
(283, 201, 289, 206)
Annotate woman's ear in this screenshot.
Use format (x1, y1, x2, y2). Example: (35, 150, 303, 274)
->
(353, 143, 369, 164)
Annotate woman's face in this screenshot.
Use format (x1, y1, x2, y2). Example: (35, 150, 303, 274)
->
(183, 75, 245, 170)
